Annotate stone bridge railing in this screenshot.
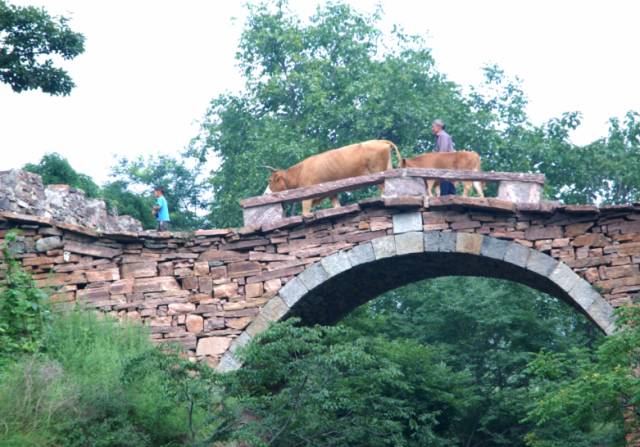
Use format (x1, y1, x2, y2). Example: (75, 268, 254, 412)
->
(241, 168, 546, 227)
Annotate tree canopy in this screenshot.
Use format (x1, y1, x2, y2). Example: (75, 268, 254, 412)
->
(190, 1, 640, 227)
(0, 0, 84, 95)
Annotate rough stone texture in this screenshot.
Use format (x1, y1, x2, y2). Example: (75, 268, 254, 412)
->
(456, 233, 484, 255)
(393, 212, 423, 234)
(243, 203, 284, 227)
(347, 242, 375, 266)
(526, 250, 559, 277)
(480, 236, 510, 260)
(321, 251, 352, 277)
(371, 235, 396, 259)
(298, 263, 330, 291)
(395, 231, 424, 255)
(36, 236, 62, 252)
(383, 176, 426, 197)
(2, 195, 636, 370)
(278, 278, 309, 307)
(497, 180, 542, 204)
(568, 278, 601, 311)
(186, 315, 204, 333)
(0, 169, 142, 232)
(196, 337, 231, 356)
(438, 232, 457, 253)
(548, 262, 580, 293)
(504, 243, 531, 268)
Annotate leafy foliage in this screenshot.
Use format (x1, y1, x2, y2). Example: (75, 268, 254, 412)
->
(0, 0, 84, 95)
(347, 277, 601, 446)
(109, 155, 209, 230)
(523, 306, 640, 446)
(224, 319, 470, 446)
(24, 152, 101, 198)
(0, 230, 49, 367)
(23, 152, 207, 230)
(0, 310, 228, 447)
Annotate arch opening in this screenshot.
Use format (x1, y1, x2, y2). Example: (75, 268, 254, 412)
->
(220, 232, 616, 372)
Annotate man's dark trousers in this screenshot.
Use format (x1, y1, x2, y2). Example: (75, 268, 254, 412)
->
(439, 181, 456, 196)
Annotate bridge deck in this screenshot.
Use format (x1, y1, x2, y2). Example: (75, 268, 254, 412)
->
(241, 168, 545, 208)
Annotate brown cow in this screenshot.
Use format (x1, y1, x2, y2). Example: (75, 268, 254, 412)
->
(401, 150, 484, 198)
(265, 140, 402, 215)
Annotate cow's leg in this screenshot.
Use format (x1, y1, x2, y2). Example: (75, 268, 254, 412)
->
(462, 181, 472, 197)
(330, 195, 340, 208)
(473, 181, 485, 198)
(426, 180, 435, 197)
(302, 199, 313, 216)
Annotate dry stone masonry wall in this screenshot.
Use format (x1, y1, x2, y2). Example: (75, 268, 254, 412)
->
(0, 169, 142, 233)
(2, 190, 640, 368)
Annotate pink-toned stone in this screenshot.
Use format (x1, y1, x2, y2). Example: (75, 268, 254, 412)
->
(198, 277, 213, 293)
(264, 278, 281, 293)
(182, 276, 198, 290)
(168, 302, 196, 314)
(245, 282, 264, 298)
(149, 316, 172, 327)
(110, 278, 134, 294)
(227, 261, 262, 278)
(186, 315, 204, 333)
(121, 261, 157, 279)
(134, 276, 180, 293)
(158, 261, 174, 276)
(210, 266, 227, 279)
(196, 336, 231, 356)
(194, 262, 210, 276)
(86, 267, 120, 282)
(226, 316, 252, 330)
(572, 233, 609, 248)
(214, 282, 239, 298)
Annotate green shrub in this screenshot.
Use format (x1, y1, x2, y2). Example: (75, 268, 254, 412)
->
(0, 357, 77, 446)
(0, 309, 227, 446)
(0, 231, 50, 368)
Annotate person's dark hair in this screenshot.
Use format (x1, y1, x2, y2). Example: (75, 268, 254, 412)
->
(154, 186, 164, 194)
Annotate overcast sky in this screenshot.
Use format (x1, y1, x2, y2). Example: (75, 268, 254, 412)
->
(1, 0, 639, 183)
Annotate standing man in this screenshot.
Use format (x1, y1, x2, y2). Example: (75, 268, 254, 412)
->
(432, 118, 456, 196)
(153, 187, 170, 231)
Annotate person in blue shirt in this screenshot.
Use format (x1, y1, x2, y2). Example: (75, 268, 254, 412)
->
(152, 187, 170, 231)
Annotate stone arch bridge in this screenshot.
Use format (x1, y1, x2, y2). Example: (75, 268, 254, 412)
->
(2, 167, 640, 372)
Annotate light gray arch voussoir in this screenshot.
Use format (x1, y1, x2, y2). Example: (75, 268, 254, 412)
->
(216, 232, 617, 372)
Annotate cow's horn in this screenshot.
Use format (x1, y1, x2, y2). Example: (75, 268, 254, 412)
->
(262, 165, 278, 172)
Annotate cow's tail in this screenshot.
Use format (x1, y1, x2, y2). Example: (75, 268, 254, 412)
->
(385, 140, 402, 169)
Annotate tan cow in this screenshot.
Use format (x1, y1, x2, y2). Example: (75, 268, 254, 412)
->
(265, 140, 402, 215)
(401, 150, 484, 198)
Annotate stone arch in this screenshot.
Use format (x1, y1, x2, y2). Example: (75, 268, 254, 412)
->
(222, 232, 617, 372)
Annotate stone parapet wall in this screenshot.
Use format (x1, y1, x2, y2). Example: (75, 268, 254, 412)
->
(1, 196, 640, 368)
(0, 169, 142, 233)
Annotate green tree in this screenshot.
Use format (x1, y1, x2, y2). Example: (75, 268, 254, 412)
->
(190, 1, 512, 227)
(24, 152, 101, 198)
(223, 319, 470, 446)
(343, 277, 601, 446)
(110, 155, 209, 230)
(0, 0, 84, 95)
(523, 306, 640, 446)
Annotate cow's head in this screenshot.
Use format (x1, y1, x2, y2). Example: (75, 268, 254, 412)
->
(263, 166, 287, 193)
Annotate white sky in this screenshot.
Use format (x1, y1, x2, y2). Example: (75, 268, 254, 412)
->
(1, 0, 639, 184)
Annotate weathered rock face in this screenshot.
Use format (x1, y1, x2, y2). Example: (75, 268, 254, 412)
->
(0, 169, 142, 233)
